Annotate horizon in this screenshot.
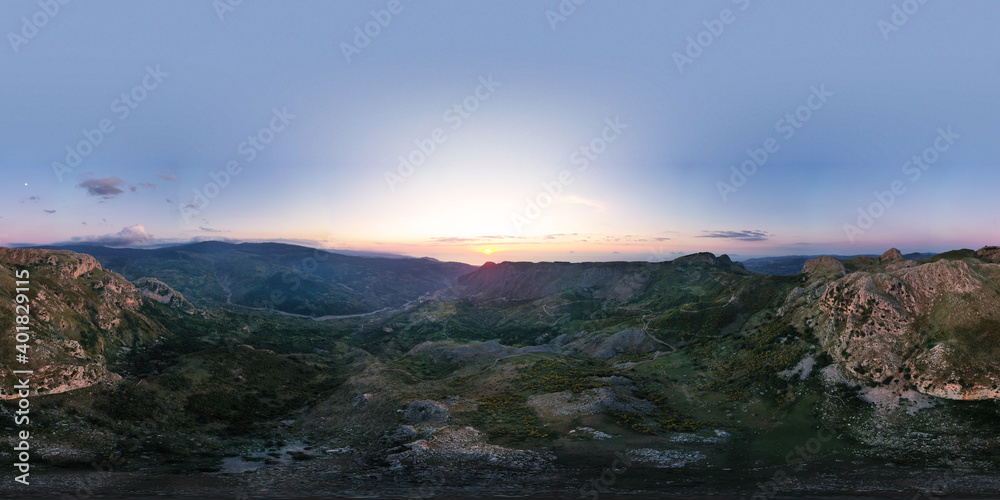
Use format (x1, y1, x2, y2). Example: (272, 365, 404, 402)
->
(3, 2, 999, 264)
(2, 237, 970, 267)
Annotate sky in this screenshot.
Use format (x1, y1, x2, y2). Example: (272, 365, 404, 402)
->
(2, 0, 999, 265)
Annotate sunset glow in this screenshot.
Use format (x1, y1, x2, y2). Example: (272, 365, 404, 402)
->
(1, 2, 997, 265)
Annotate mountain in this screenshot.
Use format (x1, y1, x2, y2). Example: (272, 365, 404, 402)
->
(452, 253, 750, 302)
(0, 248, 170, 398)
(426, 252, 796, 345)
(742, 252, 938, 275)
(33, 242, 475, 317)
(784, 247, 1000, 402)
(6, 245, 1000, 498)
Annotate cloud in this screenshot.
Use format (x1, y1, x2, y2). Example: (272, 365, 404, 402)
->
(429, 235, 525, 244)
(559, 195, 606, 212)
(139, 182, 157, 189)
(66, 224, 154, 247)
(654, 237, 671, 242)
(199, 226, 225, 233)
(78, 176, 127, 197)
(43, 209, 56, 214)
(189, 235, 242, 244)
(430, 236, 478, 243)
(697, 230, 770, 242)
(157, 170, 178, 181)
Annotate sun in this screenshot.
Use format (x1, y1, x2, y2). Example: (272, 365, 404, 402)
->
(483, 248, 493, 254)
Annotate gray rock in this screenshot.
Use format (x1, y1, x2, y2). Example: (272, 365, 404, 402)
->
(404, 400, 450, 424)
(383, 424, 419, 446)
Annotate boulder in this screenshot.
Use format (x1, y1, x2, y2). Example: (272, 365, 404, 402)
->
(802, 255, 846, 279)
(404, 400, 450, 424)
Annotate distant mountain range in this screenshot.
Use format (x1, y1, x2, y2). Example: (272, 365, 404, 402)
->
(741, 252, 937, 275)
(32, 241, 474, 317)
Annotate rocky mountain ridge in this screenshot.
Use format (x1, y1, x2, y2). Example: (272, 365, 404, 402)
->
(0, 248, 170, 398)
(787, 247, 1000, 403)
(451, 254, 751, 303)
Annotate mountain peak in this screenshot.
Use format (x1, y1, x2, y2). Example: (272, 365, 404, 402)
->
(0, 247, 102, 278)
(673, 252, 726, 265)
(976, 246, 1000, 262)
(880, 248, 904, 262)
(802, 255, 846, 278)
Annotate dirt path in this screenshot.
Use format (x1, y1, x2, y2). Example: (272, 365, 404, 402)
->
(640, 313, 678, 352)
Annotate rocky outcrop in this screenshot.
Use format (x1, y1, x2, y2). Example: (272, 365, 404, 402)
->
(976, 246, 1000, 263)
(879, 248, 919, 272)
(405, 400, 450, 424)
(527, 387, 616, 419)
(0, 247, 101, 279)
(134, 277, 196, 313)
(674, 252, 727, 266)
(815, 257, 1000, 401)
(880, 248, 904, 262)
(802, 256, 846, 279)
(910, 343, 1000, 400)
(578, 329, 661, 359)
(0, 248, 166, 398)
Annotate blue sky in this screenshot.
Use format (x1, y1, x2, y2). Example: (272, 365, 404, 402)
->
(2, 0, 999, 264)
